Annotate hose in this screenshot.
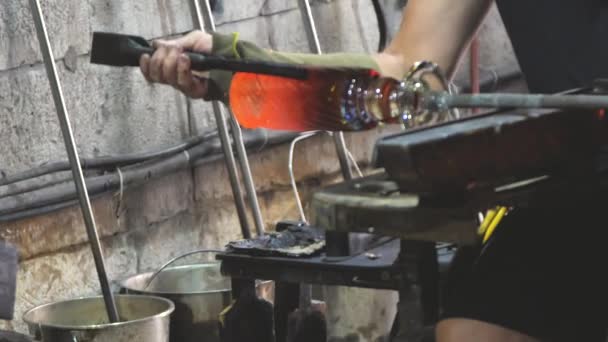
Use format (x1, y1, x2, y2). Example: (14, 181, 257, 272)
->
(0, 130, 218, 187)
(0, 175, 72, 199)
(0, 130, 299, 222)
(371, 0, 388, 52)
(0, 143, 213, 216)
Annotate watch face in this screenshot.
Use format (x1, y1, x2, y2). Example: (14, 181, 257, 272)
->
(0, 241, 17, 320)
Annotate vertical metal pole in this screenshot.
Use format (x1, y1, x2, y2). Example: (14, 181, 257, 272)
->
(228, 119, 266, 236)
(297, 0, 356, 308)
(195, 0, 266, 236)
(28, 0, 119, 322)
(189, 0, 253, 239)
(298, 0, 352, 260)
(299, 0, 354, 181)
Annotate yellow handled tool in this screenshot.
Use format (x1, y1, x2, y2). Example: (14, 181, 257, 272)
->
(478, 206, 509, 244)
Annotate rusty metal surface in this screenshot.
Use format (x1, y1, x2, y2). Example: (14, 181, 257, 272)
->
(311, 103, 608, 242)
(311, 174, 478, 243)
(217, 238, 404, 290)
(373, 106, 607, 194)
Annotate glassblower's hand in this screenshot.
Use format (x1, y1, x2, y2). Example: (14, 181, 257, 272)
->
(139, 30, 213, 98)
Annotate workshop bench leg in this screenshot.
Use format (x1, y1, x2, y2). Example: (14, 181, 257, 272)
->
(391, 240, 439, 342)
(274, 282, 301, 342)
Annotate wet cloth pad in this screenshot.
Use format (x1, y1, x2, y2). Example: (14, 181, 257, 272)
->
(226, 222, 325, 257)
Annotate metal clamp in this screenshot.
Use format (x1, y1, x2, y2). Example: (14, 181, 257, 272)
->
(399, 61, 460, 129)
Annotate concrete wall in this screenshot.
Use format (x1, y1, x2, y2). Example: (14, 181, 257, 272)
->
(0, 0, 520, 338)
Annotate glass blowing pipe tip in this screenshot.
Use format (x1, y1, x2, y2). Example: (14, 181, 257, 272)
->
(341, 60, 454, 131)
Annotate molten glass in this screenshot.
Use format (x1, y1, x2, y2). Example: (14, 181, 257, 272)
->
(229, 68, 404, 132)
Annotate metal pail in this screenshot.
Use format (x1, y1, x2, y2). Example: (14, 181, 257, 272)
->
(119, 263, 231, 342)
(22, 295, 174, 342)
(0, 330, 34, 342)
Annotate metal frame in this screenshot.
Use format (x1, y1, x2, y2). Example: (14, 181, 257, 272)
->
(28, 0, 119, 322)
(25, 0, 363, 326)
(219, 237, 440, 342)
(297, 0, 365, 258)
(190, 0, 266, 238)
(298, 0, 354, 181)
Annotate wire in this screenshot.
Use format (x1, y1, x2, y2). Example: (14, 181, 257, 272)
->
(0, 130, 300, 222)
(0, 174, 72, 199)
(0, 196, 93, 223)
(371, 0, 388, 52)
(288, 132, 319, 223)
(0, 130, 218, 187)
(0, 143, 213, 216)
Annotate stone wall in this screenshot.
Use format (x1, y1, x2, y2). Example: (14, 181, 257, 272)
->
(0, 0, 520, 338)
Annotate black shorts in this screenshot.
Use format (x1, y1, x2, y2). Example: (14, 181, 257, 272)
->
(441, 204, 608, 341)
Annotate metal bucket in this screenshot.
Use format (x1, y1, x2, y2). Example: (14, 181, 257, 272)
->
(119, 263, 232, 342)
(22, 295, 174, 342)
(0, 330, 33, 342)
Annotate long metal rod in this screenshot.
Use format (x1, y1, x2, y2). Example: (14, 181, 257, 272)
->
(28, 0, 119, 322)
(228, 118, 266, 236)
(299, 0, 354, 181)
(297, 0, 351, 307)
(440, 92, 608, 110)
(197, 0, 266, 236)
(189, 0, 252, 239)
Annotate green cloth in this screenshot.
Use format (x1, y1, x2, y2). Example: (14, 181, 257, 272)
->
(205, 32, 380, 103)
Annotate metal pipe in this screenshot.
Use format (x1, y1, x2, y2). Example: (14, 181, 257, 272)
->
(197, 0, 266, 236)
(298, 0, 354, 181)
(288, 132, 318, 223)
(28, 0, 119, 322)
(432, 92, 608, 111)
(470, 36, 480, 114)
(229, 118, 266, 236)
(189, 0, 252, 239)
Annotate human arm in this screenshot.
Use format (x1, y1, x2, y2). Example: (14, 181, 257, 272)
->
(139, 30, 381, 101)
(373, 0, 493, 82)
(139, 0, 493, 99)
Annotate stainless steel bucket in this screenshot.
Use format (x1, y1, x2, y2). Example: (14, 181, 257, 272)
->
(0, 330, 33, 342)
(22, 294, 174, 342)
(119, 263, 232, 342)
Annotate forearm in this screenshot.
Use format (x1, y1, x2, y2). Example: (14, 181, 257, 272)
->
(212, 32, 380, 69)
(374, 0, 493, 81)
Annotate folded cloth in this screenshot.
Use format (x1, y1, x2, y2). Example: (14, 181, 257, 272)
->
(0, 241, 17, 320)
(226, 222, 325, 257)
